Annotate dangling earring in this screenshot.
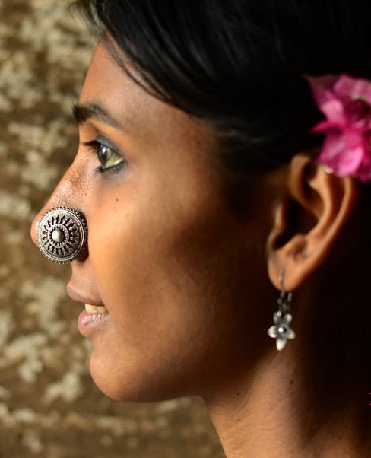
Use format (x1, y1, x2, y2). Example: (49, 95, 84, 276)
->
(268, 274, 295, 351)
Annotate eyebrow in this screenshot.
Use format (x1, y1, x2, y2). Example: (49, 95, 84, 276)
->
(72, 101, 122, 129)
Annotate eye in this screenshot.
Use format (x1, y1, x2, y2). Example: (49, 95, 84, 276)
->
(83, 137, 125, 173)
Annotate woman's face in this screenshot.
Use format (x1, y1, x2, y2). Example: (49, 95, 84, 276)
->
(31, 37, 273, 402)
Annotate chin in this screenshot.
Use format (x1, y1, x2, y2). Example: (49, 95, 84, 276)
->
(89, 353, 139, 401)
(89, 352, 176, 403)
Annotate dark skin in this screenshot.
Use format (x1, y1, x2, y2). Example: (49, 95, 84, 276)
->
(30, 38, 371, 457)
(211, 156, 371, 457)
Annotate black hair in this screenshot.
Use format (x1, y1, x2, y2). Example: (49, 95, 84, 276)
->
(77, 0, 371, 172)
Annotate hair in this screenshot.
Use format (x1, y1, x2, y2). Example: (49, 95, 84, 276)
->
(76, 0, 371, 173)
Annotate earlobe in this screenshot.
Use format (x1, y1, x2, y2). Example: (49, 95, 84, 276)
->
(267, 154, 358, 291)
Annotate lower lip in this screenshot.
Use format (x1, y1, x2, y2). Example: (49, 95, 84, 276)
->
(78, 310, 110, 337)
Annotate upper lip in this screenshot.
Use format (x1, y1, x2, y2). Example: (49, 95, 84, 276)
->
(66, 282, 104, 307)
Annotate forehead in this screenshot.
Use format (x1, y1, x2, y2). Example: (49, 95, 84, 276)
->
(79, 38, 149, 132)
(79, 37, 214, 151)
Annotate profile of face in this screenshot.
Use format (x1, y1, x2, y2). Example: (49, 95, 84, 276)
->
(31, 37, 276, 402)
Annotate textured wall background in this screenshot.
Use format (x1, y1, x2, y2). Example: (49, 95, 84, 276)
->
(0, 1, 224, 456)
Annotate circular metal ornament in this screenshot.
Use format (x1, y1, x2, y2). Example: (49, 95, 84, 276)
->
(37, 207, 88, 264)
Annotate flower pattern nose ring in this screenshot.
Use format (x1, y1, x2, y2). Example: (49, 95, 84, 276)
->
(37, 207, 88, 264)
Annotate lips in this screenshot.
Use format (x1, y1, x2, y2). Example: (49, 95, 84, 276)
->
(67, 282, 111, 337)
(67, 282, 106, 309)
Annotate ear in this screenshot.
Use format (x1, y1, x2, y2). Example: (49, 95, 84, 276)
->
(267, 153, 358, 291)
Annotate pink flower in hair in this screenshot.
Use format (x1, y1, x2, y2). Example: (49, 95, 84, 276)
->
(309, 74, 371, 182)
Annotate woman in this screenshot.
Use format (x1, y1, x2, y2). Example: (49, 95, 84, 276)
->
(30, 0, 371, 456)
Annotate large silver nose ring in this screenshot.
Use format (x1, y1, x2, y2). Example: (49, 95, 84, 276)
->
(37, 207, 88, 264)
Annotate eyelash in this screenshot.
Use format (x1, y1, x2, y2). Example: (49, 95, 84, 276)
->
(83, 138, 125, 173)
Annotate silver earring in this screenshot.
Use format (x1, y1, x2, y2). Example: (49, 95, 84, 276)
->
(268, 277, 295, 351)
(36, 207, 88, 264)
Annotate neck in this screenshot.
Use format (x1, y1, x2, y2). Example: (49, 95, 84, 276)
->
(205, 349, 366, 458)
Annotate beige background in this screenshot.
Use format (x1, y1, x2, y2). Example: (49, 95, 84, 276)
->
(0, 1, 224, 456)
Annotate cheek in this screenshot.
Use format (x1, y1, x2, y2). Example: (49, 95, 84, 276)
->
(90, 179, 240, 294)
(83, 186, 272, 401)
(88, 183, 248, 345)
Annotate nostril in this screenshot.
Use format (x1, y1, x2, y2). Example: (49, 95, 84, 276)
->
(36, 207, 88, 264)
(75, 242, 89, 262)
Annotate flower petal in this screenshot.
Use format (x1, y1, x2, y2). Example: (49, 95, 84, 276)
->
(268, 326, 277, 338)
(355, 140, 371, 181)
(335, 75, 371, 105)
(276, 338, 287, 351)
(320, 99, 345, 123)
(318, 133, 364, 176)
(309, 74, 371, 182)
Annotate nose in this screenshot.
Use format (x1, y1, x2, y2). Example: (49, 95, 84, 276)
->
(30, 161, 89, 263)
